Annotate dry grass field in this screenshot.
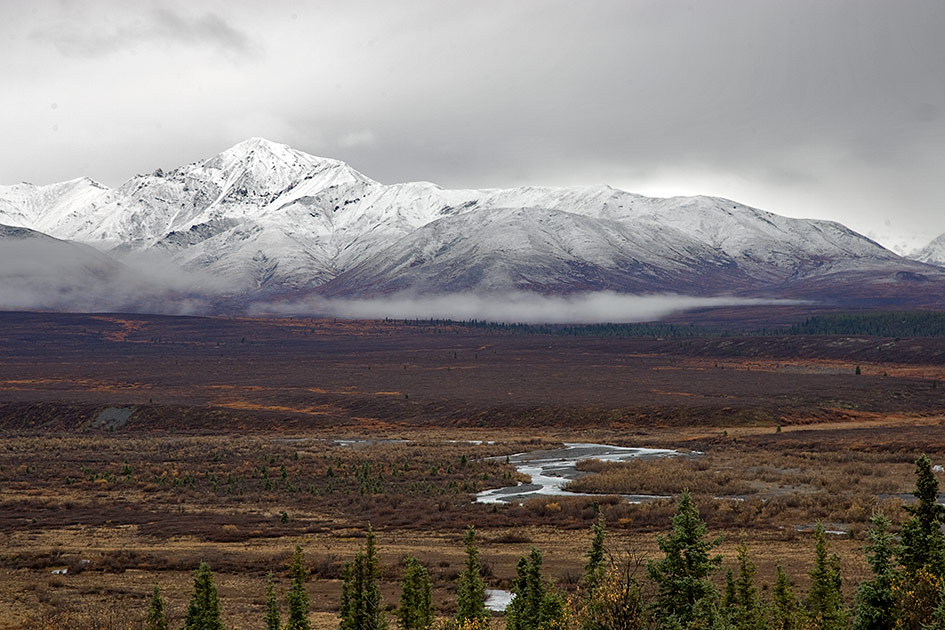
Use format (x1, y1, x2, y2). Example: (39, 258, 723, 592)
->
(1, 311, 944, 628)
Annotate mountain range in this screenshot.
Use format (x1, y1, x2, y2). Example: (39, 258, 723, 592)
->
(2, 137, 944, 315)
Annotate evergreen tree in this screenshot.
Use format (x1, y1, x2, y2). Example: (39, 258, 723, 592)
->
(686, 596, 732, 630)
(285, 546, 311, 630)
(770, 564, 800, 630)
(340, 528, 388, 630)
(647, 491, 723, 627)
(145, 585, 168, 630)
(264, 571, 281, 630)
(397, 556, 432, 630)
(583, 511, 607, 591)
(505, 547, 568, 630)
(724, 544, 763, 630)
(806, 525, 847, 630)
(721, 569, 736, 612)
(456, 527, 488, 624)
(183, 562, 224, 630)
(852, 514, 898, 630)
(899, 454, 945, 577)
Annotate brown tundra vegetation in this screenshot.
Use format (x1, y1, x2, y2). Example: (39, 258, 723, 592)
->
(1, 310, 944, 628)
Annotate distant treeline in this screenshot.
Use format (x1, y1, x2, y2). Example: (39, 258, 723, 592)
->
(787, 311, 945, 337)
(392, 318, 728, 338)
(389, 311, 945, 338)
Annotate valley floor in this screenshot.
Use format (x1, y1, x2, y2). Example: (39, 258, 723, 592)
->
(1, 311, 944, 628)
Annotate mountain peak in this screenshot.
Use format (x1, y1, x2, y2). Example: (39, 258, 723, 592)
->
(212, 137, 308, 165)
(227, 136, 291, 153)
(912, 232, 945, 267)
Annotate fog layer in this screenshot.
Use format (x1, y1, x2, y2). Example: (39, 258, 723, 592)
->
(0, 236, 798, 321)
(249, 292, 798, 324)
(0, 239, 227, 315)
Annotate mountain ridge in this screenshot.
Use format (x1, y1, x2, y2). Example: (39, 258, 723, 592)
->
(2, 137, 943, 311)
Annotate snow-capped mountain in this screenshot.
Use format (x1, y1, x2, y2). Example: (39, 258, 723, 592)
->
(1, 137, 942, 308)
(911, 233, 945, 268)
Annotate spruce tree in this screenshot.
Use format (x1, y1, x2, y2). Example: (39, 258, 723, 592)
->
(397, 556, 432, 630)
(456, 527, 488, 624)
(770, 564, 800, 630)
(726, 544, 763, 630)
(806, 525, 847, 630)
(183, 562, 224, 630)
(145, 585, 168, 630)
(285, 546, 311, 630)
(339, 560, 359, 630)
(583, 511, 607, 591)
(852, 514, 898, 630)
(264, 571, 281, 630)
(647, 490, 723, 627)
(340, 528, 388, 630)
(721, 569, 736, 612)
(899, 454, 945, 577)
(505, 547, 568, 630)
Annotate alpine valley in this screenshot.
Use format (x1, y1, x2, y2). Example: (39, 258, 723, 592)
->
(2, 137, 943, 315)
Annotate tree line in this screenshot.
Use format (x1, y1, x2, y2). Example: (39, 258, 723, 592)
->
(389, 310, 945, 339)
(144, 455, 945, 629)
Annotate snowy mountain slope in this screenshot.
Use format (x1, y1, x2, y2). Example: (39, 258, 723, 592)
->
(0, 178, 113, 235)
(316, 206, 746, 296)
(911, 233, 945, 268)
(2, 137, 941, 304)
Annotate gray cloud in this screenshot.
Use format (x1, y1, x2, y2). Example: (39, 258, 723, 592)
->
(30, 6, 256, 59)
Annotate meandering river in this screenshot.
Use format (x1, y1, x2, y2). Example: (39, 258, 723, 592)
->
(475, 442, 679, 504)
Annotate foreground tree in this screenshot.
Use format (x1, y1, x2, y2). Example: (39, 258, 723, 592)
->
(806, 525, 847, 630)
(183, 562, 224, 630)
(145, 585, 168, 630)
(505, 547, 569, 630)
(397, 556, 432, 630)
(456, 527, 488, 624)
(770, 564, 801, 630)
(852, 515, 898, 630)
(899, 454, 945, 577)
(285, 545, 311, 630)
(647, 490, 723, 627)
(723, 544, 764, 630)
(340, 528, 388, 630)
(264, 571, 281, 630)
(583, 511, 607, 592)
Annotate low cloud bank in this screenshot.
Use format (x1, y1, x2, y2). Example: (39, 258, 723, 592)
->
(249, 292, 801, 324)
(0, 239, 229, 315)
(0, 239, 800, 321)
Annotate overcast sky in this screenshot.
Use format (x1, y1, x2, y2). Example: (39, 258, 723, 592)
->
(2, 0, 943, 253)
